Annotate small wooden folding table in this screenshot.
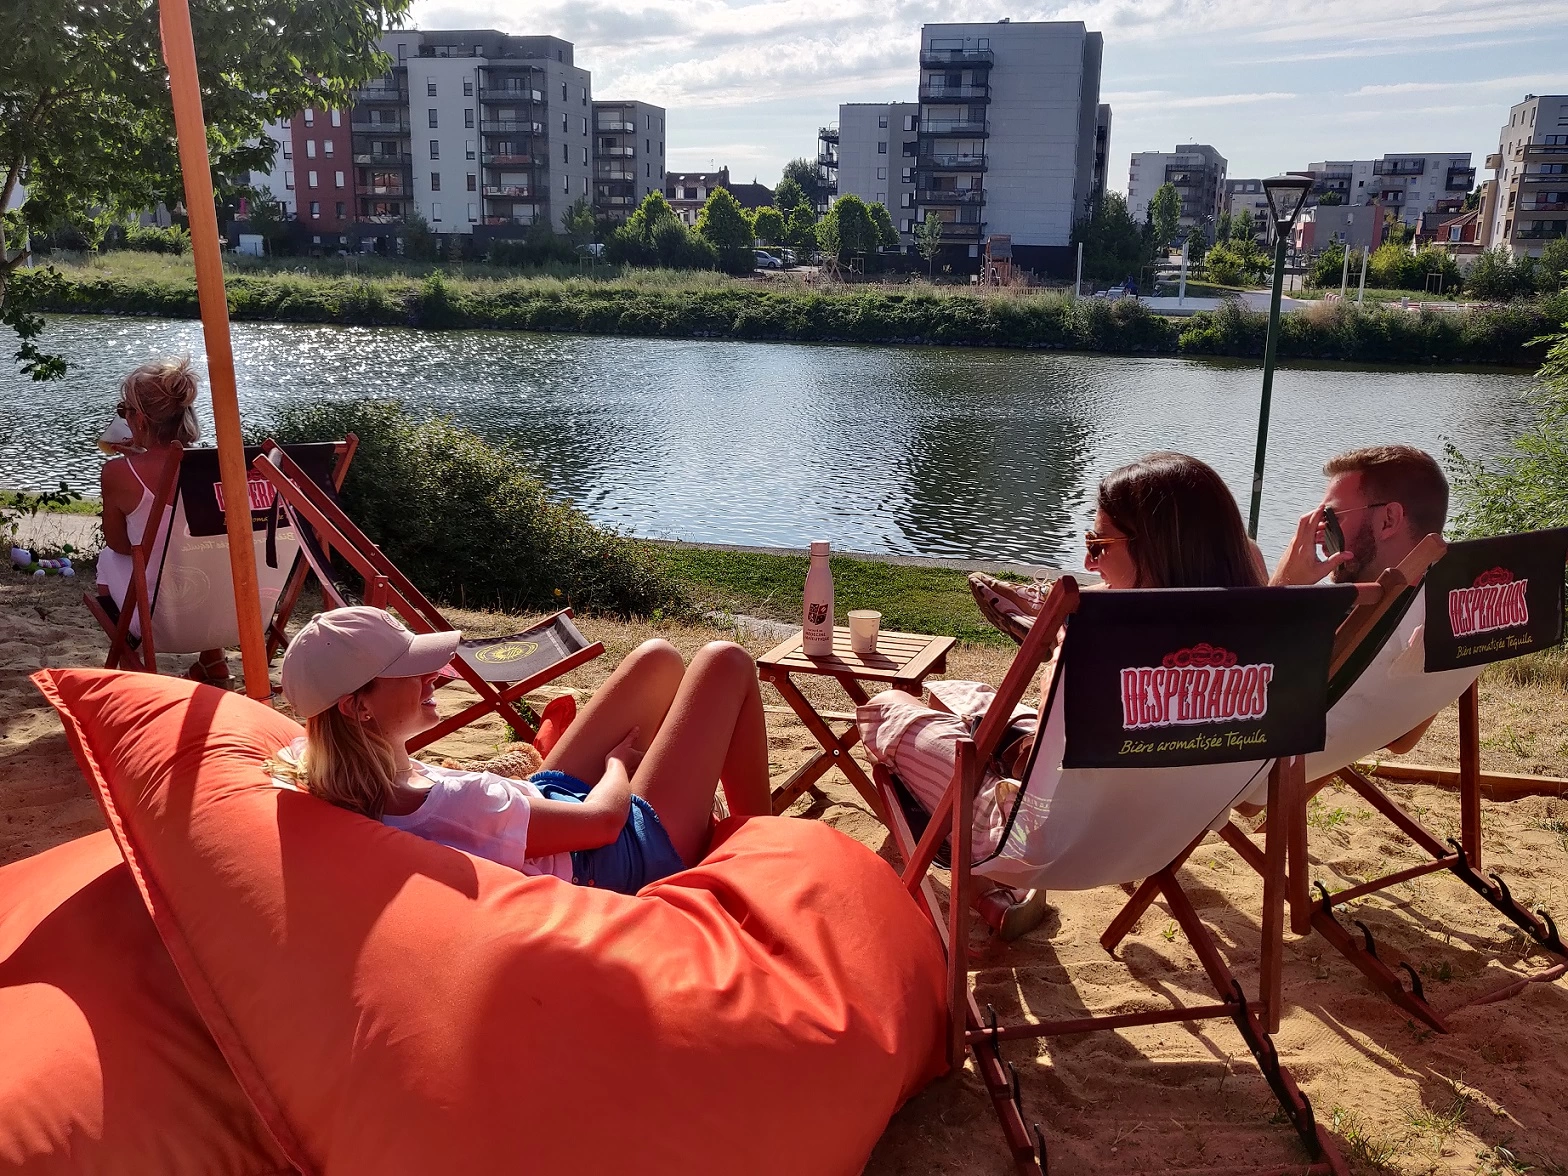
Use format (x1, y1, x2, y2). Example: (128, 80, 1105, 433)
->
(756, 627, 955, 818)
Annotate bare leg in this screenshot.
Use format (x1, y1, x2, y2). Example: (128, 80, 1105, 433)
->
(630, 641, 770, 865)
(542, 639, 684, 783)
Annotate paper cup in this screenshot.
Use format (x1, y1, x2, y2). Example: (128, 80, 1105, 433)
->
(848, 610, 881, 655)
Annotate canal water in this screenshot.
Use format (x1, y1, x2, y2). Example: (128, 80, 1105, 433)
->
(0, 315, 1537, 570)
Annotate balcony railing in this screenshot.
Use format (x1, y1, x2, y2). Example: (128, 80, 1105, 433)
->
(480, 88, 543, 104)
(1373, 159, 1427, 175)
(484, 153, 534, 167)
(1514, 143, 1568, 160)
(1519, 201, 1568, 212)
(931, 221, 985, 239)
(596, 169, 635, 181)
(918, 83, 990, 102)
(350, 117, 410, 133)
(484, 215, 537, 227)
(1521, 170, 1568, 182)
(361, 184, 408, 197)
(915, 153, 987, 171)
(597, 196, 634, 207)
(818, 125, 838, 143)
(596, 120, 635, 133)
(922, 120, 988, 137)
(483, 185, 534, 198)
(916, 189, 984, 205)
(817, 152, 838, 168)
(598, 146, 635, 158)
(919, 48, 994, 68)
(353, 153, 411, 167)
(1515, 226, 1568, 239)
(481, 120, 544, 135)
(358, 214, 402, 224)
(354, 84, 407, 103)
(1446, 167, 1477, 190)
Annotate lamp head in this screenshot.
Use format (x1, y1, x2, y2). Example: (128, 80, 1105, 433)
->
(1262, 174, 1314, 230)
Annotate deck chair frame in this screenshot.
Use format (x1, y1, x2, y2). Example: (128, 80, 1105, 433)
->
(252, 441, 604, 752)
(878, 577, 1347, 1176)
(1108, 534, 1568, 1032)
(84, 439, 357, 673)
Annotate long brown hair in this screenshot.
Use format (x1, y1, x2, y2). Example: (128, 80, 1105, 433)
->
(1097, 452, 1263, 589)
(264, 689, 400, 819)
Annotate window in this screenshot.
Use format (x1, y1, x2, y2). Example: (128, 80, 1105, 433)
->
(397, 42, 407, 60)
(563, 142, 569, 163)
(304, 109, 314, 127)
(335, 170, 345, 188)
(323, 140, 334, 157)
(877, 167, 887, 180)
(659, 141, 664, 156)
(468, 202, 478, 222)
(466, 173, 477, 191)
(561, 82, 567, 100)
(877, 192, 886, 203)
(309, 200, 320, 218)
(335, 201, 345, 218)
(331, 110, 342, 127)
(563, 174, 569, 194)
(465, 108, 474, 128)
(429, 140, 439, 159)
(306, 139, 317, 158)
(582, 146, 588, 164)
(427, 80, 437, 96)
(582, 116, 589, 135)
(284, 169, 295, 190)
(307, 169, 318, 187)
(645, 138, 650, 153)
(430, 172, 441, 191)
(463, 80, 473, 96)
(878, 141, 887, 154)
(466, 140, 475, 160)
(561, 113, 568, 133)
(428, 108, 438, 128)
(1449, 225, 1462, 241)
(280, 118, 291, 129)
(282, 143, 292, 159)
(646, 162, 650, 177)
(878, 114, 888, 128)
(431, 202, 442, 222)
(582, 175, 588, 194)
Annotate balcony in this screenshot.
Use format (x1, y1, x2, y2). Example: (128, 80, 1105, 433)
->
(1373, 158, 1426, 176)
(483, 185, 534, 198)
(1516, 226, 1568, 240)
(817, 151, 838, 169)
(484, 152, 534, 166)
(358, 214, 402, 224)
(922, 120, 989, 137)
(915, 153, 987, 172)
(596, 120, 635, 133)
(931, 221, 985, 239)
(1521, 169, 1568, 183)
(483, 215, 537, 226)
(918, 83, 990, 102)
(350, 117, 410, 133)
(1514, 142, 1568, 161)
(1520, 201, 1568, 212)
(353, 153, 411, 167)
(916, 189, 984, 205)
(598, 146, 635, 158)
(596, 168, 635, 181)
(1446, 166, 1477, 190)
(481, 120, 544, 135)
(818, 125, 839, 143)
(597, 195, 634, 207)
(361, 184, 408, 197)
(354, 83, 406, 103)
(919, 48, 994, 68)
(480, 88, 543, 105)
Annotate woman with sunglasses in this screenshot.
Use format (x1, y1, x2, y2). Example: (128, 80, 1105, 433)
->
(866, 452, 1265, 939)
(96, 357, 229, 682)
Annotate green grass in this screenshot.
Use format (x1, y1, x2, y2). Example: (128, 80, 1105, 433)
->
(644, 546, 1016, 645)
(3, 491, 101, 516)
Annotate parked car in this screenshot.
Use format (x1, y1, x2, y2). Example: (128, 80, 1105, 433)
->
(778, 248, 797, 267)
(754, 250, 783, 270)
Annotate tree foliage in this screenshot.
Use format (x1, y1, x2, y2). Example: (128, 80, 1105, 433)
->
(819, 194, 878, 264)
(751, 205, 785, 245)
(867, 202, 897, 249)
(1149, 182, 1182, 251)
(695, 186, 755, 274)
(780, 158, 826, 211)
(1467, 242, 1568, 301)
(1183, 222, 1209, 264)
(785, 204, 818, 252)
(560, 196, 596, 251)
(1070, 192, 1146, 280)
(774, 176, 807, 216)
(1215, 210, 1231, 247)
(915, 215, 943, 275)
(1230, 209, 1256, 245)
(1, 0, 411, 377)
(605, 191, 716, 270)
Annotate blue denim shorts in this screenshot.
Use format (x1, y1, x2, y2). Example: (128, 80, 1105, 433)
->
(529, 770, 686, 895)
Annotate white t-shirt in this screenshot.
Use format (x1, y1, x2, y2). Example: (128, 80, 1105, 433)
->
(274, 739, 572, 881)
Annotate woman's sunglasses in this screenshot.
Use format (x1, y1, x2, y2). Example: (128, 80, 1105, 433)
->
(1085, 531, 1134, 562)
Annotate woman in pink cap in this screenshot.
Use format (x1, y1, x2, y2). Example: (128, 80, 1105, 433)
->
(268, 606, 771, 893)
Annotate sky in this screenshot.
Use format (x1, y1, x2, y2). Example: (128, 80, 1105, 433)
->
(408, 0, 1568, 193)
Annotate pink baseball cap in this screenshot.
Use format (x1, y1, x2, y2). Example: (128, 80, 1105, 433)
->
(281, 606, 460, 719)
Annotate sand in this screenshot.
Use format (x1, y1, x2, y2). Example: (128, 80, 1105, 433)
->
(3, 570, 1567, 1175)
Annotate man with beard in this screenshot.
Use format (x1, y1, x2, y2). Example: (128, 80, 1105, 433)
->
(1270, 443, 1450, 752)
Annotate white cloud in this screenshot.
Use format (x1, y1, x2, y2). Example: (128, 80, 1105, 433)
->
(1104, 90, 1297, 112)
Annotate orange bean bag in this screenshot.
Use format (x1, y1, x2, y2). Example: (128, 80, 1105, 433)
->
(0, 830, 289, 1174)
(32, 668, 947, 1175)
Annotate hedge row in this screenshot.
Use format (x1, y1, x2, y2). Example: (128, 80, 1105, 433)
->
(20, 268, 1565, 365)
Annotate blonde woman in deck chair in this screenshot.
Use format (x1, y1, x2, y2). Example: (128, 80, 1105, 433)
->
(858, 452, 1265, 939)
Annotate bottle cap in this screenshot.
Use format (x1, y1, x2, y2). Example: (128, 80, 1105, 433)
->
(809, 541, 830, 557)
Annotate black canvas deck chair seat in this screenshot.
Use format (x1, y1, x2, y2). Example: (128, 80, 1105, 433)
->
(85, 441, 355, 673)
(251, 441, 604, 752)
(1246, 528, 1568, 1032)
(876, 576, 1358, 1175)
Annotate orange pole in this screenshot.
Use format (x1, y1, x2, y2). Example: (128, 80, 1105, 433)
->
(157, 0, 271, 701)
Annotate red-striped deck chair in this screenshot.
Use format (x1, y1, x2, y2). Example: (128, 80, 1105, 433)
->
(85, 441, 355, 674)
(877, 577, 1359, 1175)
(251, 440, 604, 752)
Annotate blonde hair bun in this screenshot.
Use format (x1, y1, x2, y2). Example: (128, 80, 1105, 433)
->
(121, 357, 202, 445)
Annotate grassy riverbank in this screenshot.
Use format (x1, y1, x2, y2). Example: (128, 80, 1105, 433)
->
(19, 253, 1565, 365)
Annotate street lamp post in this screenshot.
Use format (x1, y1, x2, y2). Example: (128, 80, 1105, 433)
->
(1245, 173, 1315, 540)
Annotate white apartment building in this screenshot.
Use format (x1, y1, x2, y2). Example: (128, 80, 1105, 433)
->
(834, 103, 919, 240)
(914, 21, 1105, 271)
(1307, 153, 1474, 229)
(247, 120, 295, 218)
(593, 100, 666, 220)
(1485, 94, 1568, 257)
(1127, 144, 1226, 238)
(1224, 178, 1271, 243)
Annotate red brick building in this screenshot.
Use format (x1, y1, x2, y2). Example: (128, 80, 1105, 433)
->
(289, 106, 357, 236)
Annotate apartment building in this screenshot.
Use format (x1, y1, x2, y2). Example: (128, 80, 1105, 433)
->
(1224, 178, 1271, 243)
(833, 103, 919, 241)
(247, 120, 296, 219)
(1127, 144, 1226, 239)
(1292, 204, 1380, 255)
(291, 106, 356, 239)
(1092, 105, 1112, 210)
(593, 100, 666, 220)
(1306, 153, 1474, 229)
(1484, 94, 1568, 257)
(914, 21, 1105, 272)
(665, 168, 729, 225)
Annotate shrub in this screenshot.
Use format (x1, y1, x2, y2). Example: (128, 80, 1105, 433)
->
(257, 399, 685, 617)
(121, 223, 191, 254)
(486, 227, 576, 267)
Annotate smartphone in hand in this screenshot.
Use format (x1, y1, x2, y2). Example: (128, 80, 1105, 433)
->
(1322, 506, 1345, 555)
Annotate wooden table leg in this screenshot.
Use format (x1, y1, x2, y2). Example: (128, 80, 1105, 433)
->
(768, 672, 888, 823)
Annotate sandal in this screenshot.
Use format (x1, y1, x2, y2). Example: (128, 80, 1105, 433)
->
(187, 653, 232, 684)
(975, 884, 1053, 942)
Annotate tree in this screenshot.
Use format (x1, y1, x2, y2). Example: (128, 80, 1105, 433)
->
(1183, 222, 1209, 264)
(1230, 209, 1256, 246)
(1149, 182, 1182, 252)
(560, 196, 596, 251)
(1317, 191, 1343, 207)
(1536, 236, 1568, 293)
(774, 176, 807, 216)
(751, 205, 785, 245)
(1215, 210, 1231, 248)
(867, 202, 897, 249)
(1, 0, 411, 378)
(1466, 247, 1521, 301)
(1462, 188, 1482, 211)
(242, 193, 290, 257)
(1070, 191, 1145, 280)
(695, 186, 755, 273)
(780, 158, 825, 211)
(785, 204, 818, 252)
(915, 215, 944, 276)
(820, 193, 877, 265)
(402, 212, 438, 261)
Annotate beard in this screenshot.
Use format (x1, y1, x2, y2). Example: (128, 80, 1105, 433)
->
(1330, 516, 1379, 583)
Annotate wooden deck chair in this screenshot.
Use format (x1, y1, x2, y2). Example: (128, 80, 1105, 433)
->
(84, 441, 354, 674)
(251, 440, 605, 752)
(877, 577, 1359, 1175)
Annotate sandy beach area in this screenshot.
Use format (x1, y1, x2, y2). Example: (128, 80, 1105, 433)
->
(3, 568, 1567, 1175)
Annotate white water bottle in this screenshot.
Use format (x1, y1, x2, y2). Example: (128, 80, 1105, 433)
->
(802, 540, 835, 658)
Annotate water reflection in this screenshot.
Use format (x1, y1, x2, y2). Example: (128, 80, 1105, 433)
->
(0, 316, 1537, 570)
